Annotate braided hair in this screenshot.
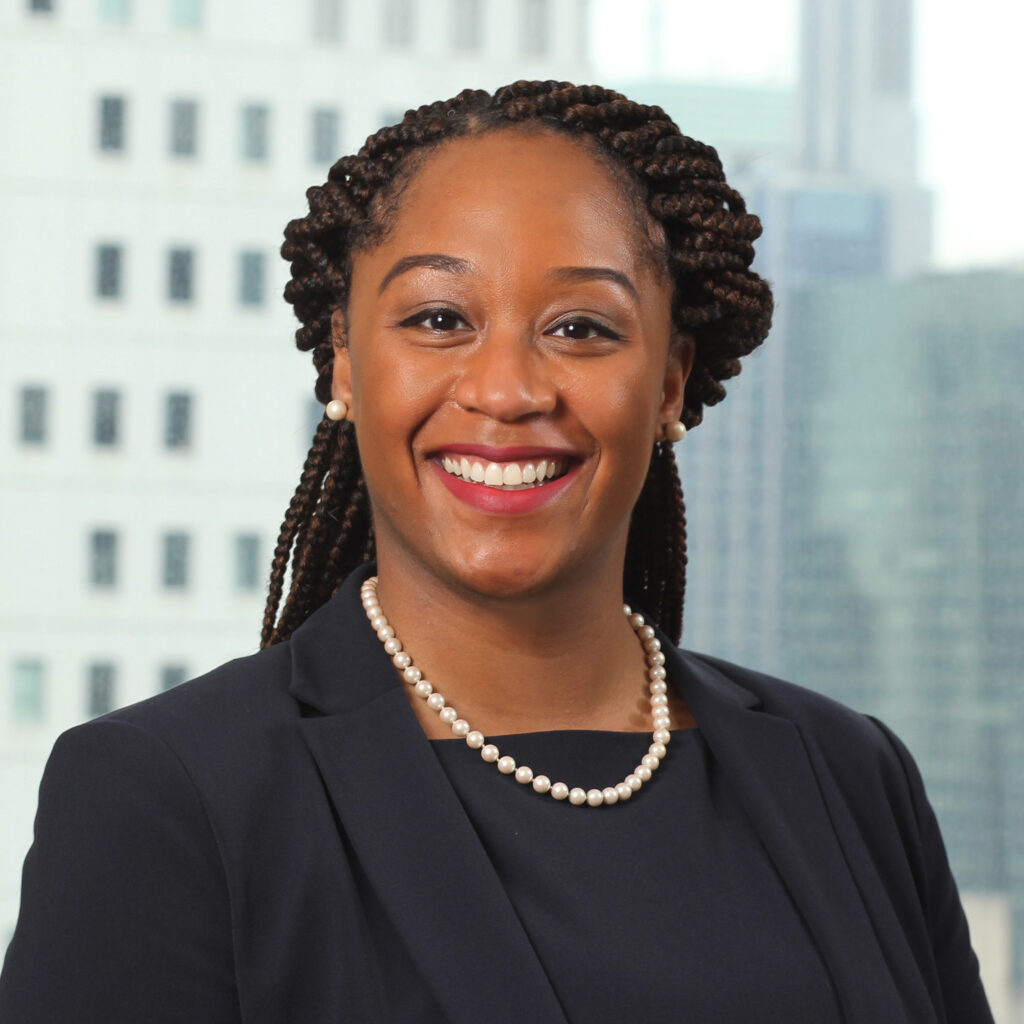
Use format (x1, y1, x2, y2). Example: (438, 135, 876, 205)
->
(262, 81, 773, 649)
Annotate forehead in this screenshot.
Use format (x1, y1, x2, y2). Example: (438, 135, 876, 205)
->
(364, 129, 655, 272)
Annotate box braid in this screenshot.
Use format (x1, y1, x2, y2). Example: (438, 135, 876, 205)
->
(262, 81, 773, 649)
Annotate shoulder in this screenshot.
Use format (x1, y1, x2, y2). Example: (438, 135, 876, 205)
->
(679, 649, 923, 806)
(49, 641, 302, 810)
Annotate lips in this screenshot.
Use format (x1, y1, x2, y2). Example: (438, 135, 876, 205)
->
(428, 445, 581, 514)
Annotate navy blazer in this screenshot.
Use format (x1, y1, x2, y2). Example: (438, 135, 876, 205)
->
(0, 565, 993, 1023)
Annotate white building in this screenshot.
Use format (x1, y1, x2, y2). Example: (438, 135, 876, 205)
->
(0, 0, 590, 948)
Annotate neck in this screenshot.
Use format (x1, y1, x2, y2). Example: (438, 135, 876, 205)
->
(371, 548, 655, 737)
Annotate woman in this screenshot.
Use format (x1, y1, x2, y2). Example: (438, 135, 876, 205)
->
(0, 82, 992, 1022)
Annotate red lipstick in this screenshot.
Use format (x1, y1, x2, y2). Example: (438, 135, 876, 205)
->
(430, 460, 580, 515)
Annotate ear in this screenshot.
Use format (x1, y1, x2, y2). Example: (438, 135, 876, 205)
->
(657, 330, 693, 429)
(330, 308, 352, 405)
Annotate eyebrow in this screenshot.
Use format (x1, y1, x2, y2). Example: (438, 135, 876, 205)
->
(378, 254, 472, 294)
(547, 266, 639, 301)
(377, 255, 640, 302)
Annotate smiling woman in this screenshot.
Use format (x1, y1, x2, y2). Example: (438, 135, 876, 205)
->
(0, 82, 993, 1024)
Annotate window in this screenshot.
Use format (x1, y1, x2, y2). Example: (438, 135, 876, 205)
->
(99, 0, 130, 22)
(159, 663, 187, 691)
(98, 95, 126, 151)
(168, 247, 194, 302)
(89, 529, 118, 587)
(238, 251, 265, 306)
(165, 392, 192, 448)
(520, 0, 548, 55)
(93, 388, 120, 447)
(312, 0, 342, 39)
(169, 99, 198, 157)
(87, 663, 116, 717)
(19, 386, 47, 445)
(11, 660, 45, 723)
(452, 0, 482, 50)
(162, 531, 190, 588)
(169, 0, 200, 27)
(28, 0, 54, 12)
(383, 0, 413, 47)
(311, 108, 339, 164)
(240, 104, 269, 162)
(233, 533, 261, 591)
(95, 243, 122, 298)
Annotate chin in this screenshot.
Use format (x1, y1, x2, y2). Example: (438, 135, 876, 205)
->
(442, 544, 565, 601)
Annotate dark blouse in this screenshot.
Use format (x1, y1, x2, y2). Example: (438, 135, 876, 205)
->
(364, 726, 843, 1024)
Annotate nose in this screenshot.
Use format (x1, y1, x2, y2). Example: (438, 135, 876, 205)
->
(453, 327, 557, 422)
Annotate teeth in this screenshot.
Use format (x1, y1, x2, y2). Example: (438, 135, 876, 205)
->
(438, 455, 568, 490)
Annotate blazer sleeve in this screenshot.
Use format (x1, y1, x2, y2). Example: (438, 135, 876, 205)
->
(868, 716, 994, 1024)
(0, 717, 242, 1023)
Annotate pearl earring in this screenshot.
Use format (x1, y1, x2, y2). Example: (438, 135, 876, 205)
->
(325, 399, 348, 422)
(664, 420, 686, 443)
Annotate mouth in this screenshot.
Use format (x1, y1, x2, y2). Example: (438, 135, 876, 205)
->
(436, 453, 571, 491)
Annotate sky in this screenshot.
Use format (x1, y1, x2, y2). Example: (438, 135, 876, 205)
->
(590, 0, 1024, 270)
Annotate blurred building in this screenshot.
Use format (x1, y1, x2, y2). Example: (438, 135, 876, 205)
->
(0, 0, 590, 947)
(781, 270, 1024, 998)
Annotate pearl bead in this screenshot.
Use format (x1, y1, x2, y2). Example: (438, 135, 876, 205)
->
(586, 789, 604, 807)
(636, 765, 652, 782)
(644, 637, 661, 653)
(638, 625, 656, 641)
(602, 787, 619, 805)
(414, 680, 433, 698)
(622, 604, 632, 615)
(551, 782, 569, 800)
(626, 774, 642, 791)
(383, 637, 402, 655)
(650, 680, 667, 695)
(649, 742, 667, 759)
(653, 715, 671, 730)
(439, 707, 458, 724)
(628, 613, 645, 629)
(514, 766, 534, 785)
(370, 614, 386, 630)
(569, 788, 587, 806)
(647, 651, 666, 666)
(497, 756, 516, 775)
(651, 693, 668, 707)
(392, 652, 411, 670)
(451, 719, 470, 737)
(465, 730, 484, 749)
(481, 744, 499, 763)
(653, 729, 671, 745)
(377, 625, 395, 641)
(426, 693, 445, 711)
(532, 775, 551, 794)
(616, 782, 633, 801)
(642, 754, 660, 770)
(403, 666, 422, 684)
(650, 666, 667, 680)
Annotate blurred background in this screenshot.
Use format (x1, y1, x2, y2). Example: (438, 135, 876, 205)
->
(1, 0, 1022, 1017)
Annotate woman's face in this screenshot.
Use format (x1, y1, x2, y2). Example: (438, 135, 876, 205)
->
(334, 129, 689, 600)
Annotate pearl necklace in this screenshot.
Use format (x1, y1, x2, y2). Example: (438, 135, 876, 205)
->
(361, 576, 672, 807)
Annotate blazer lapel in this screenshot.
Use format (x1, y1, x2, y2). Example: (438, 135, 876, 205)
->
(669, 645, 915, 1023)
(290, 568, 568, 1024)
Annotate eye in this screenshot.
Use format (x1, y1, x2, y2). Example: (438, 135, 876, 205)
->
(549, 317, 622, 343)
(399, 307, 471, 332)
